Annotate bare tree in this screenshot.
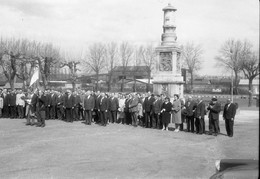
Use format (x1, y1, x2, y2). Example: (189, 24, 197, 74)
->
(84, 43, 106, 91)
(181, 42, 203, 93)
(239, 41, 259, 106)
(0, 38, 26, 90)
(139, 44, 156, 92)
(105, 42, 118, 92)
(119, 42, 133, 92)
(215, 39, 244, 95)
(60, 53, 81, 91)
(33, 42, 60, 90)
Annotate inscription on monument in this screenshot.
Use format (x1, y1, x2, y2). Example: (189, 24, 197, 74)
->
(159, 52, 172, 71)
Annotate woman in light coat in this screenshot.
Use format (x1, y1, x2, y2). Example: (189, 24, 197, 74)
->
(172, 94, 182, 132)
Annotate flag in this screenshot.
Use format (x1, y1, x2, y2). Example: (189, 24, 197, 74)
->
(29, 68, 39, 87)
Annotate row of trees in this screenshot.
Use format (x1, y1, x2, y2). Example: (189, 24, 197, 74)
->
(0, 37, 258, 106)
(0, 38, 157, 92)
(215, 39, 259, 106)
(85, 42, 156, 92)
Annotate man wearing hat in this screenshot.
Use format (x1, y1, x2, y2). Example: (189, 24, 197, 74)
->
(207, 96, 221, 136)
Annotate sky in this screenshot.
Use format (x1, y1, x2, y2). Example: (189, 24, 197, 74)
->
(0, 0, 259, 76)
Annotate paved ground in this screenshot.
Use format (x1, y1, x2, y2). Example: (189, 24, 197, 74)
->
(0, 110, 258, 179)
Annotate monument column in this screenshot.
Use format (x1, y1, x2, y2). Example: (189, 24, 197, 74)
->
(153, 3, 184, 98)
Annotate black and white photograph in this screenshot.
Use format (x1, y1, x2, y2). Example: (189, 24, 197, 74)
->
(0, 0, 259, 178)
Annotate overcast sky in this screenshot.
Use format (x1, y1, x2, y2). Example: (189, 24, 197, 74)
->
(0, 0, 259, 76)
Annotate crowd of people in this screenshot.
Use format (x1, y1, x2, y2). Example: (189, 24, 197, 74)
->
(0, 88, 236, 137)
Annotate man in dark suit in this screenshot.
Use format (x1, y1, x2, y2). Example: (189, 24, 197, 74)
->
(143, 92, 155, 128)
(185, 96, 197, 133)
(124, 94, 131, 125)
(129, 93, 139, 127)
(2, 89, 9, 118)
(109, 93, 119, 124)
(8, 90, 17, 119)
(73, 91, 81, 121)
(207, 97, 221, 136)
(64, 90, 74, 122)
(94, 91, 102, 124)
(57, 91, 65, 120)
(50, 90, 57, 119)
(84, 90, 95, 125)
(99, 93, 109, 126)
(45, 89, 51, 120)
(152, 95, 163, 129)
(223, 99, 237, 137)
(194, 96, 206, 134)
(36, 90, 46, 127)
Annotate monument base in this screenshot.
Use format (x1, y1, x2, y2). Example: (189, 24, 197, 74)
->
(153, 75, 184, 98)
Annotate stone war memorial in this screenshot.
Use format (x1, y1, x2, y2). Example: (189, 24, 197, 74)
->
(153, 3, 184, 98)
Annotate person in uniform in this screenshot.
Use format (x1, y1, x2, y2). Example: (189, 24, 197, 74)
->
(223, 99, 237, 137)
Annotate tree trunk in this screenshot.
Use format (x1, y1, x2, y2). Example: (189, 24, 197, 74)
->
(190, 71, 193, 94)
(96, 72, 99, 91)
(121, 78, 124, 92)
(107, 73, 112, 92)
(9, 79, 15, 90)
(147, 71, 151, 92)
(72, 81, 76, 92)
(248, 78, 253, 107)
(234, 71, 239, 95)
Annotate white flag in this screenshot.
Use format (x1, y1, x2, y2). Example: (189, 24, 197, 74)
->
(29, 68, 39, 87)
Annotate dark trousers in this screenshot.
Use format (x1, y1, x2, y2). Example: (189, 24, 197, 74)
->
(73, 106, 79, 121)
(144, 111, 151, 128)
(57, 106, 64, 120)
(46, 106, 50, 120)
(125, 111, 131, 125)
(225, 119, 234, 137)
(50, 105, 56, 119)
(186, 115, 195, 132)
(195, 117, 205, 134)
(3, 105, 9, 118)
(153, 113, 160, 128)
(17, 105, 24, 118)
(94, 109, 100, 123)
(37, 110, 46, 125)
(110, 111, 117, 123)
(9, 106, 16, 118)
(66, 108, 73, 122)
(84, 110, 92, 125)
(79, 106, 84, 120)
(100, 111, 107, 125)
(131, 111, 138, 126)
(209, 118, 219, 135)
